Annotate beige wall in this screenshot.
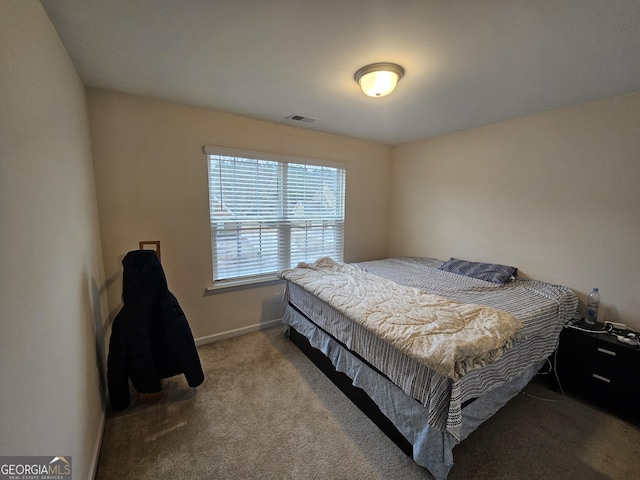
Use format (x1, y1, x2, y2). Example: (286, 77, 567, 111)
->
(87, 90, 391, 340)
(0, 1, 108, 477)
(390, 91, 640, 330)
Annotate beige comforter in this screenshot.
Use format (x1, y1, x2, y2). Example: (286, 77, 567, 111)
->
(278, 257, 523, 380)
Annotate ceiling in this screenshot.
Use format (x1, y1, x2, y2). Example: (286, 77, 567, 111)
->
(40, 0, 640, 145)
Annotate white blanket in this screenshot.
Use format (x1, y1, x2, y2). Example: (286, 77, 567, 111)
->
(278, 258, 523, 380)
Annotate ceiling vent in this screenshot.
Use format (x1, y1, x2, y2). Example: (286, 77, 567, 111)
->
(286, 114, 317, 123)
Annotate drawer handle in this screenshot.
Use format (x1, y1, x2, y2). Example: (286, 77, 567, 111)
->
(592, 374, 611, 383)
(597, 347, 616, 356)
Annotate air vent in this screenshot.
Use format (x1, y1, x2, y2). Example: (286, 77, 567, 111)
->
(286, 114, 317, 123)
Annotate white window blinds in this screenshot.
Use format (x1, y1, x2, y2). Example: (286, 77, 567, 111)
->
(205, 147, 346, 283)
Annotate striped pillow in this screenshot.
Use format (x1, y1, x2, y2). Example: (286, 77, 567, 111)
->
(438, 258, 517, 284)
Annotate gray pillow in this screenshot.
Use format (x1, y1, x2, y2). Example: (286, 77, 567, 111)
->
(438, 258, 517, 284)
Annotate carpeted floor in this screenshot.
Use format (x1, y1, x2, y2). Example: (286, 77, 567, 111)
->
(95, 326, 640, 479)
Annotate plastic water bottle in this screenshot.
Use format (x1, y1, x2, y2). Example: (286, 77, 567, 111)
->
(585, 288, 600, 325)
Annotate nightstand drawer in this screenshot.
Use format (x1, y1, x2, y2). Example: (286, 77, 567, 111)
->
(582, 369, 638, 392)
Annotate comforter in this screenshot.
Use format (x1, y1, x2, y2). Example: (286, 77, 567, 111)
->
(278, 257, 522, 381)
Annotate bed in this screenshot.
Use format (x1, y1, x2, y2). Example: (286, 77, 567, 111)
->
(278, 256, 579, 480)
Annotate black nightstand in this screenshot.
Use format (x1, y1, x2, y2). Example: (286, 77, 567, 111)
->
(553, 322, 640, 425)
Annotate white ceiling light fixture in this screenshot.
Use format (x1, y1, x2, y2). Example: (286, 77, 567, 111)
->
(354, 62, 405, 98)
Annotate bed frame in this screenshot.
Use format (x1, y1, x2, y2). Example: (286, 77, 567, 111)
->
(289, 325, 413, 457)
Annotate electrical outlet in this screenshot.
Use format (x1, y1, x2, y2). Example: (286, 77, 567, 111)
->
(273, 292, 283, 304)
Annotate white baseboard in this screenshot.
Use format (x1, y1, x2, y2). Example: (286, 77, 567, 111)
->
(194, 318, 284, 346)
(89, 411, 105, 479)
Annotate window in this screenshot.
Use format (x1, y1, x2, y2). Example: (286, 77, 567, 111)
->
(204, 146, 346, 286)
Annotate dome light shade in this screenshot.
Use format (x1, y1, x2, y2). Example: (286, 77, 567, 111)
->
(354, 63, 405, 97)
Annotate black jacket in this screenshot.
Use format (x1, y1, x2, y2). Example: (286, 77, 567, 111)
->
(107, 250, 204, 411)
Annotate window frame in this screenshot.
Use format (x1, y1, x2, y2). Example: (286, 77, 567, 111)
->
(203, 145, 346, 290)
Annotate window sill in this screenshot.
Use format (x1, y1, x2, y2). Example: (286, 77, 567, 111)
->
(206, 273, 284, 293)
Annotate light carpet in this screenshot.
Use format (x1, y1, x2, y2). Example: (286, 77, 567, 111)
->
(95, 325, 640, 479)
